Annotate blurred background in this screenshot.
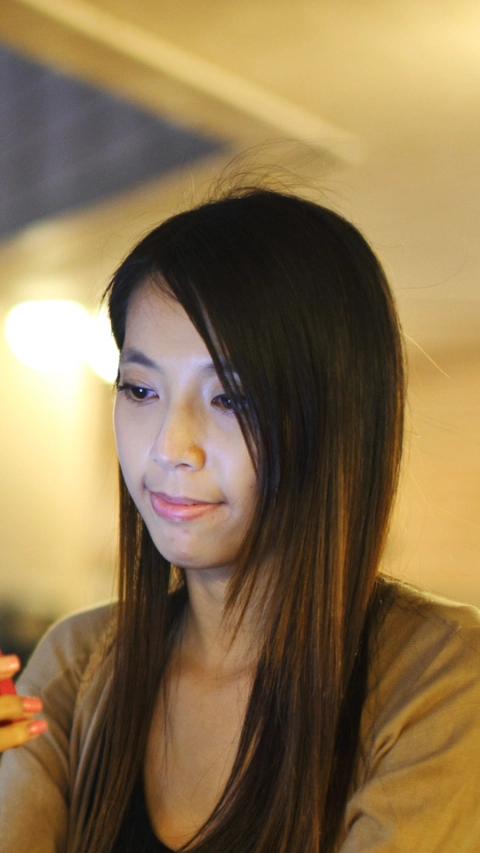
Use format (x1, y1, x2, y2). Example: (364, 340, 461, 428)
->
(0, 0, 479, 660)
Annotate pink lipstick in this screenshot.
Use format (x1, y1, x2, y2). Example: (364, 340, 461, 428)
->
(149, 492, 220, 521)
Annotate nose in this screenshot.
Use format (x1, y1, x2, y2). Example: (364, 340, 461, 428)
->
(150, 402, 206, 471)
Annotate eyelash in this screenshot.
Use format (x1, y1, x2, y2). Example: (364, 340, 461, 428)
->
(117, 382, 157, 402)
(211, 393, 238, 413)
(117, 383, 244, 414)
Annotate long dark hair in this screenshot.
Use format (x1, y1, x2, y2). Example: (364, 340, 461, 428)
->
(81, 187, 405, 853)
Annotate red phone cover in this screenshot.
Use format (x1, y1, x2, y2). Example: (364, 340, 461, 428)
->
(0, 649, 17, 695)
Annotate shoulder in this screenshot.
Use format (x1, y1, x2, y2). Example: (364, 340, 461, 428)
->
(341, 585, 480, 849)
(0, 604, 116, 853)
(16, 601, 116, 699)
(372, 580, 480, 701)
(382, 577, 480, 638)
(366, 579, 480, 732)
(362, 582, 480, 768)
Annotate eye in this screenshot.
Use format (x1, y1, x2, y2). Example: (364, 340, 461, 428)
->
(212, 392, 247, 414)
(212, 393, 236, 412)
(117, 382, 157, 402)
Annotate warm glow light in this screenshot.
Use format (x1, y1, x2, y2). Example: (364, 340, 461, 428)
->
(5, 301, 90, 372)
(5, 300, 119, 382)
(85, 307, 119, 383)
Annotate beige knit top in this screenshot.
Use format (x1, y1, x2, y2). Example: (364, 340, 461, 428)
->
(0, 582, 479, 852)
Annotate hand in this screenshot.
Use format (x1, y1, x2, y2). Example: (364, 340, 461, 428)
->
(0, 655, 48, 752)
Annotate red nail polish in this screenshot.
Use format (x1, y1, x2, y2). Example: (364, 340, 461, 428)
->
(22, 697, 43, 714)
(28, 719, 48, 737)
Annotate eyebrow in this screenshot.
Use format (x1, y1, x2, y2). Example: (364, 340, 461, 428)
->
(119, 346, 226, 377)
(120, 347, 162, 371)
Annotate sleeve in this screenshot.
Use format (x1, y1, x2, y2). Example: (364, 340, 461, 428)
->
(339, 601, 480, 853)
(0, 606, 110, 853)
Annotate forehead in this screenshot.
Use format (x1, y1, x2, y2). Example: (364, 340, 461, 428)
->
(125, 284, 202, 344)
(122, 284, 215, 374)
(127, 282, 186, 327)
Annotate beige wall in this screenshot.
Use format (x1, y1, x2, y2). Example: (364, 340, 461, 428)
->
(389, 345, 480, 607)
(0, 314, 117, 617)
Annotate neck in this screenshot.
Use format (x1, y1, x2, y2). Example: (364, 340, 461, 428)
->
(179, 567, 260, 679)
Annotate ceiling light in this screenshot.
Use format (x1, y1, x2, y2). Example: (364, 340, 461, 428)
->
(5, 300, 90, 372)
(85, 306, 119, 384)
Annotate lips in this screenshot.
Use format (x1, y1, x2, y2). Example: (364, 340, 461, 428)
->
(154, 493, 211, 506)
(149, 491, 221, 521)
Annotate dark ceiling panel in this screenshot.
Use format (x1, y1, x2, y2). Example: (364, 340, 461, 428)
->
(0, 42, 225, 241)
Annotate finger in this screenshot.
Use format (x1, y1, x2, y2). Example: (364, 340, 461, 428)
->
(0, 695, 43, 722)
(0, 717, 48, 752)
(0, 655, 20, 678)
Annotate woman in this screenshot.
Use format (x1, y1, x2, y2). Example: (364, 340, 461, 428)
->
(0, 187, 479, 852)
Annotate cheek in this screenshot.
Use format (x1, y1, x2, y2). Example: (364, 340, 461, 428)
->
(229, 451, 257, 513)
(243, 476, 258, 519)
(114, 404, 145, 481)
(113, 403, 128, 466)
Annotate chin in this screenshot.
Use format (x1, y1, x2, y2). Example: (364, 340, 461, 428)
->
(149, 540, 217, 571)
(155, 544, 235, 575)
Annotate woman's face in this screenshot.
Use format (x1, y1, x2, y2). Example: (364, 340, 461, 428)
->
(114, 284, 257, 574)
